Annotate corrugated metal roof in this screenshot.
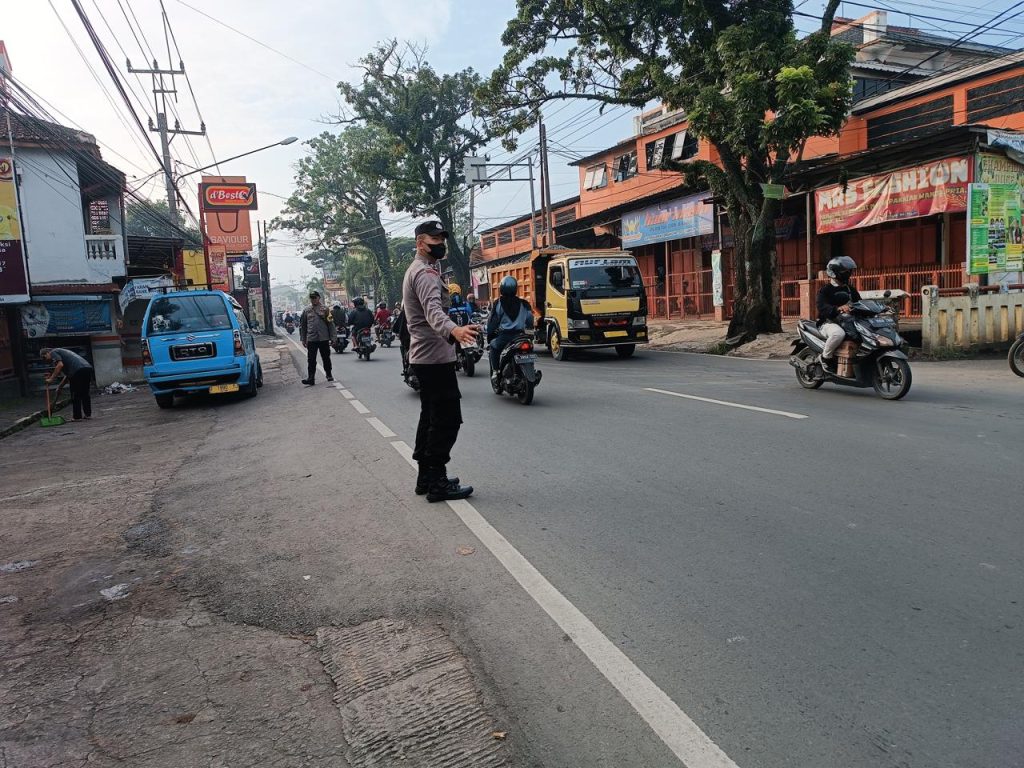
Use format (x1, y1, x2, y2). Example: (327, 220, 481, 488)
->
(853, 51, 1024, 115)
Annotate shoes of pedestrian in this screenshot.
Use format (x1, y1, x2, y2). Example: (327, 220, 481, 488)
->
(415, 465, 460, 496)
(426, 476, 474, 503)
(326, 375, 334, 382)
(301, 379, 315, 386)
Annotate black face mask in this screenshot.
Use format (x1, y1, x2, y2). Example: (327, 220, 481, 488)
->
(427, 243, 447, 259)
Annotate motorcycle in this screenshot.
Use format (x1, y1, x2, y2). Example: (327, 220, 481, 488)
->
(455, 335, 484, 377)
(375, 321, 395, 348)
(400, 344, 420, 392)
(491, 334, 542, 405)
(285, 320, 295, 335)
(1009, 331, 1024, 377)
(332, 325, 350, 354)
(789, 297, 912, 400)
(354, 327, 376, 361)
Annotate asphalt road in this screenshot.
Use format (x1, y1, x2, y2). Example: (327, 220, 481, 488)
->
(286, 334, 1023, 768)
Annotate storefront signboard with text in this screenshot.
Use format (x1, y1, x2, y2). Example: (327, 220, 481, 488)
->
(621, 192, 714, 247)
(815, 156, 969, 234)
(0, 157, 30, 304)
(967, 183, 1024, 274)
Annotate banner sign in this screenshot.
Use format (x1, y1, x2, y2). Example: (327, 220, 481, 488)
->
(976, 152, 1024, 186)
(208, 244, 230, 292)
(711, 249, 724, 307)
(0, 157, 30, 304)
(200, 182, 258, 211)
(621, 192, 714, 247)
(119, 277, 174, 313)
(967, 183, 1024, 274)
(201, 176, 254, 253)
(20, 299, 112, 337)
(987, 129, 1024, 165)
(815, 156, 970, 234)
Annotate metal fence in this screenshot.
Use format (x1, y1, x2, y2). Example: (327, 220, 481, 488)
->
(644, 270, 732, 320)
(780, 263, 968, 319)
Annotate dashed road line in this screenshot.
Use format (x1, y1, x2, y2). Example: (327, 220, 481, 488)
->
(280, 330, 742, 767)
(644, 387, 808, 420)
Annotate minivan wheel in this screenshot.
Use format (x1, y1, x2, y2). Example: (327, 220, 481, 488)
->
(155, 394, 173, 409)
(255, 362, 264, 388)
(244, 368, 259, 398)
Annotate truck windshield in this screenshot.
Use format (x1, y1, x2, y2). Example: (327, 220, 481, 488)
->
(569, 264, 643, 294)
(146, 295, 232, 334)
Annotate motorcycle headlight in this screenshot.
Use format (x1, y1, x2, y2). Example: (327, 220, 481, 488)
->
(567, 318, 589, 330)
(876, 336, 895, 347)
(632, 315, 647, 326)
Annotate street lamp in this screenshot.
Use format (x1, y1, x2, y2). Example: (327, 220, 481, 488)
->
(176, 136, 299, 180)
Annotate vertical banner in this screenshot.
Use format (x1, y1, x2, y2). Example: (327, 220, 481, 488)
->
(208, 244, 230, 292)
(967, 183, 1024, 275)
(711, 249, 724, 306)
(0, 157, 30, 304)
(201, 176, 255, 253)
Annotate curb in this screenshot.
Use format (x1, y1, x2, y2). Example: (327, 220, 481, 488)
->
(0, 398, 71, 441)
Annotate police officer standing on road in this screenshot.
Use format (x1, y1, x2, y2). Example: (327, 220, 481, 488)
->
(402, 220, 478, 502)
(299, 291, 334, 386)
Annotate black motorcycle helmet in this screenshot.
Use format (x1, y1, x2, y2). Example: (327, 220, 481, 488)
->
(499, 276, 518, 297)
(353, 297, 366, 308)
(377, 302, 386, 310)
(826, 256, 857, 284)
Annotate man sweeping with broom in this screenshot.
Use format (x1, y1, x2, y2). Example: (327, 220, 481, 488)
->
(40, 348, 93, 421)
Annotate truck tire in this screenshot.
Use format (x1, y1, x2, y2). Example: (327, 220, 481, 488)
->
(549, 327, 571, 361)
(615, 344, 636, 359)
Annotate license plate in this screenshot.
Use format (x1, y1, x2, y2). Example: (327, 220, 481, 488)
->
(604, 331, 628, 338)
(515, 354, 537, 364)
(171, 343, 213, 360)
(208, 383, 239, 394)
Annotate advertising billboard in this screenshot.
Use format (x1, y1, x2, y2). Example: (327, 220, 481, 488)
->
(0, 157, 30, 304)
(201, 175, 255, 253)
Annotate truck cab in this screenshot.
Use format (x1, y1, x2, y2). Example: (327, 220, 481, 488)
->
(532, 249, 648, 360)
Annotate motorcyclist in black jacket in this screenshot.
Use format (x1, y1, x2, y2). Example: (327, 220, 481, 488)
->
(347, 297, 375, 337)
(816, 256, 861, 372)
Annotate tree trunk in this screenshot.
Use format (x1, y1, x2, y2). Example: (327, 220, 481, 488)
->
(437, 208, 471, 293)
(726, 199, 782, 340)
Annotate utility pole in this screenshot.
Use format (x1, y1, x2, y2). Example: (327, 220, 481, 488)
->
(538, 115, 555, 246)
(128, 58, 205, 222)
(259, 220, 273, 333)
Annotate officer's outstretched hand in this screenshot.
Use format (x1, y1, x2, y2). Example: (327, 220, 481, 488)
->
(452, 325, 479, 345)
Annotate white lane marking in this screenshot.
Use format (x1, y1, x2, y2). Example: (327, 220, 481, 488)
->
(340, 390, 355, 400)
(333, 382, 345, 390)
(350, 399, 370, 414)
(445, 497, 739, 768)
(366, 417, 396, 438)
(644, 387, 808, 420)
(391, 440, 415, 466)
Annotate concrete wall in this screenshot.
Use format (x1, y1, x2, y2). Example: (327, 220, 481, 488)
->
(8, 149, 125, 286)
(921, 285, 1024, 352)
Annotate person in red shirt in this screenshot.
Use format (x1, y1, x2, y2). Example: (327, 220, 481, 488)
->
(374, 302, 391, 326)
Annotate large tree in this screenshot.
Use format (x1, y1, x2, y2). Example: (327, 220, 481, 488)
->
(276, 126, 401, 303)
(338, 41, 498, 292)
(482, 0, 853, 338)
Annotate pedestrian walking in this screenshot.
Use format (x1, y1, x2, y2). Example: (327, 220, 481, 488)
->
(402, 220, 478, 502)
(40, 347, 93, 420)
(300, 291, 335, 385)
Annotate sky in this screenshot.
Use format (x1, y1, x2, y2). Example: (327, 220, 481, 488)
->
(6, 1, 1024, 289)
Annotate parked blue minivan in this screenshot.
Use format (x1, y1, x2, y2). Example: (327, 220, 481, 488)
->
(141, 290, 262, 408)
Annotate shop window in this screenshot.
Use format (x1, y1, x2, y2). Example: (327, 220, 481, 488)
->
(584, 164, 608, 190)
(514, 222, 532, 240)
(497, 229, 513, 245)
(613, 151, 638, 182)
(554, 208, 577, 227)
(88, 199, 111, 235)
(867, 96, 953, 148)
(482, 235, 496, 250)
(647, 131, 697, 170)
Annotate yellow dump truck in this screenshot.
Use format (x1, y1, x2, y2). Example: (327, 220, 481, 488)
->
(488, 247, 648, 360)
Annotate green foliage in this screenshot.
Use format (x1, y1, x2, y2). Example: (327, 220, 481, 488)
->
(125, 198, 202, 246)
(482, 0, 854, 336)
(337, 41, 500, 290)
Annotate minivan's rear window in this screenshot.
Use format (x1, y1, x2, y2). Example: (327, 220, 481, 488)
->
(146, 295, 232, 334)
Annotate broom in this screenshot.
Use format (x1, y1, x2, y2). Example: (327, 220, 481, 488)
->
(40, 377, 67, 427)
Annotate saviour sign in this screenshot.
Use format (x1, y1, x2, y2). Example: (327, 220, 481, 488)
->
(815, 156, 969, 234)
(200, 182, 258, 211)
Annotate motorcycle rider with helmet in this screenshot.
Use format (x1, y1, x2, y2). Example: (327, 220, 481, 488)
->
(817, 256, 861, 372)
(486, 276, 534, 384)
(374, 301, 391, 327)
(347, 296, 375, 338)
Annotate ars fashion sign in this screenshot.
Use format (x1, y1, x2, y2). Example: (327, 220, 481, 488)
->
(815, 157, 970, 234)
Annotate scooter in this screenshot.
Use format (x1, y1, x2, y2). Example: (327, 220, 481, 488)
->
(375, 321, 395, 348)
(455, 335, 484, 377)
(354, 327, 376, 361)
(1009, 331, 1024, 377)
(790, 298, 912, 400)
(491, 334, 542, 405)
(400, 344, 420, 392)
(332, 325, 350, 354)
(285, 320, 295, 335)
